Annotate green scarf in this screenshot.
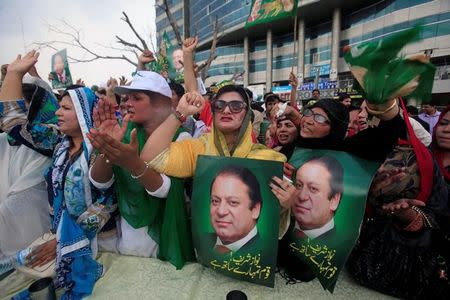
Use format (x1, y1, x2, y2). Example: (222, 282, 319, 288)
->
(344, 25, 436, 104)
(113, 123, 194, 269)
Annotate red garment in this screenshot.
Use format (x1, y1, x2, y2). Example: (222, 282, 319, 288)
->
(399, 98, 434, 203)
(251, 130, 257, 143)
(198, 101, 213, 127)
(432, 105, 450, 182)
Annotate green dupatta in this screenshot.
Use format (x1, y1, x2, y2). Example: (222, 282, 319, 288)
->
(113, 122, 194, 269)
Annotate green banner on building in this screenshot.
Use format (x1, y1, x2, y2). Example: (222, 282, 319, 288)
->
(245, 0, 298, 28)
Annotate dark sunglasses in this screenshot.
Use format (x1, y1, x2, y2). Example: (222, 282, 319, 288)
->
(302, 108, 330, 125)
(212, 100, 247, 113)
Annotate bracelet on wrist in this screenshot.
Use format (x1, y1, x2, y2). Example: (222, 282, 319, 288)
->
(130, 161, 150, 179)
(411, 205, 432, 228)
(366, 100, 397, 116)
(173, 110, 187, 123)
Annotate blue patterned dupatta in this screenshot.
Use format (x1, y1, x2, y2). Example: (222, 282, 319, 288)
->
(46, 87, 111, 299)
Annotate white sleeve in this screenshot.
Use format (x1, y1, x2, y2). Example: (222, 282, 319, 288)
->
(89, 167, 115, 189)
(196, 77, 207, 95)
(408, 117, 432, 147)
(146, 174, 171, 198)
(176, 132, 192, 141)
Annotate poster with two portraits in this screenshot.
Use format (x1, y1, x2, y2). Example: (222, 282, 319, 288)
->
(191, 150, 378, 290)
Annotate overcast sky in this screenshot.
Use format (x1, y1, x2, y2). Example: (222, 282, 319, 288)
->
(0, 0, 156, 86)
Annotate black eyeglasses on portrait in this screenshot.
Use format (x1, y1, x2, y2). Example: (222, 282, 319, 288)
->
(302, 108, 330, 125)
(212, 100, 247, 113)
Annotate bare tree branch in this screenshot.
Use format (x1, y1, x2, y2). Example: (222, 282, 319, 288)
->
(159, 0, 183, 46)
(31, 19, 137, 66)
(120, 11, 149, 50)
(94, 42, 138, 54)
(115, 35, 144, 52)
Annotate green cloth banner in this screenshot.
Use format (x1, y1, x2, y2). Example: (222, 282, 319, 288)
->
(245, 0, 298, 28)
(191, 155, 283, 287)
(145, 32, 178, 80)
(343, 25, 436, 105)
(287, 149, 379, 292)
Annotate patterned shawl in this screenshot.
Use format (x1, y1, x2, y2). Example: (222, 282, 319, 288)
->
(46, 87, 110, 299)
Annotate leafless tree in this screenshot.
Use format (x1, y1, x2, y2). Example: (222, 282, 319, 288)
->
(31, 12, 155, 67)
(157, 0, 221, 80)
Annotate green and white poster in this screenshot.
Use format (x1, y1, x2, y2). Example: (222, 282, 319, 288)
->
(287, 149, 379, 292)
(191, 155, 283, 287)
(50, 49, 73, 90)
(245, 0, 298, 28)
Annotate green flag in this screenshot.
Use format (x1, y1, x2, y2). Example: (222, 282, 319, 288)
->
(343, 26, 436, 105)
(245, 0, 298, 28)
(146, 32, 177, 79)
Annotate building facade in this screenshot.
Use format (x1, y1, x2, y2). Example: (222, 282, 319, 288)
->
(156, 0, 450, 104)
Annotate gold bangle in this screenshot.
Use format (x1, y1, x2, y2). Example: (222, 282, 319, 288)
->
(366, 100, 397, 116)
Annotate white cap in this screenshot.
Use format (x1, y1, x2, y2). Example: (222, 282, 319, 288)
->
(114, 71, 172, 98)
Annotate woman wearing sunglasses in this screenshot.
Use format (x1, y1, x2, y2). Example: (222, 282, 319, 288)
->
(139, 36, 286, 178)
(140, 84, 285, 177)
(139, 84, 290, 236)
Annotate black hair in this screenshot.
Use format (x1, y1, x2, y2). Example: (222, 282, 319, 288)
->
(264, 93, 281, 104)
(338, 93, 351, 102)
(169, 82, 185, 99)
(406, 105, 419, 115)
(214, 85, 250, 107)
(348, 104, 360, 113)
(251, 101, 264, 113)
(312, 89, 320, 94)
(244, 88, 253, 101)
(210, 165, 263, 210)
(302, 156, 344, 199)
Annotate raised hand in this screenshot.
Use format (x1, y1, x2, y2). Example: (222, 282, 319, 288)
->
(106, 77, 118, 90)
(139, 50, 155, 64)
(88, 127, 139, 170)
(92, 98, 129, 142)
(289, 72, 298, 87)
(7, 50, 40, 75)
(176, 92, 204, 116)
(119, 75, 129, 86)
(182, 36, 198, 54)
(1, 64, 8, 78)
(76, 78, 85, 86)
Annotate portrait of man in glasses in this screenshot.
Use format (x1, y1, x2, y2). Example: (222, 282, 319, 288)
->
(291, 156, 344, 241)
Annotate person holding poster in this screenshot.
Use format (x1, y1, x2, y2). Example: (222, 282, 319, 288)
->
(272, 149, 379, 292)
(50, 49, 73, 89)
(191, 157, 282, 287)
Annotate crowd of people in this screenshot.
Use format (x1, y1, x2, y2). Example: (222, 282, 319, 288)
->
(0, 32, 449, 299)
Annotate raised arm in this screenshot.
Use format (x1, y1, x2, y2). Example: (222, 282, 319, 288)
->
(0, 51, 39, 102)
(182, 37, 199, 93)
(140, 92, 204, 163)
(288, 72, 298, 109)
(136, 50, 155, 71)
